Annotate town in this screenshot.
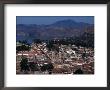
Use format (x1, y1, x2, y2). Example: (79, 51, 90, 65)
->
(16, 39, 94, 74)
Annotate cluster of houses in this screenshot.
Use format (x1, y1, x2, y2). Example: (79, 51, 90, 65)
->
(16, 42, 94, 74)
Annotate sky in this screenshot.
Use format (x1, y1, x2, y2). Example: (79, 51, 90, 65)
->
(16, 16, 94, 25)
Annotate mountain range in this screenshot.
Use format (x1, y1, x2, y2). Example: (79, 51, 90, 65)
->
(16, 19, 94, 43)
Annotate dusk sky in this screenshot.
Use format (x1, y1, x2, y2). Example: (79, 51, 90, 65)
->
(16, 16, 94, 25)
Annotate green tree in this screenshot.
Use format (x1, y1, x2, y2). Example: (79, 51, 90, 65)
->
(40, 65, 46, 72)
(73, 68, 83, 74)
(29, 62, 36, 73)
(40, 63, 54, 74)
(33, 39, 42, 44)
(16, 44, 30, 51)
(20, 57, 29, 73)
(46, 63, 54, 71)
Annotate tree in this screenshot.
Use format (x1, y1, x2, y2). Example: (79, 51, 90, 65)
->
(46, 43, 54, 51)
(48, 70, 52, 74)
(46, 63, 54, 71)
(20, 57, 29, 73)
(82, 53, 86, 59)
(46, 63, 54, 74)
(22, 40, 28, 45)
(40, 63, 54, 74)
(16, 44, 30, 51)
(40, 65, 46, 72)
(29, 62, 36, 73)
(73, 68, 83, 74)
(33, 39, 42, 44)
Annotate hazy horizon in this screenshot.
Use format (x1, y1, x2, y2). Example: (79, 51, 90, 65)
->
(16, 16, 94, 25)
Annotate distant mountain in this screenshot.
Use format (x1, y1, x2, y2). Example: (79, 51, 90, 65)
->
(16, 19, 94, 43)
(50, 19, 90, 29)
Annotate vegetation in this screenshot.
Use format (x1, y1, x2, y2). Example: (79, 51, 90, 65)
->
(46, 32, 94, 51)
(16, 45, 30, 52)
(73, 68, 84, 74)
(29, 62, 36, 73)
(40, 63, 54, 74)
(33, 39, 42, 44)
(20, 57, 29, 72)
(16, 40, 31, 52)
